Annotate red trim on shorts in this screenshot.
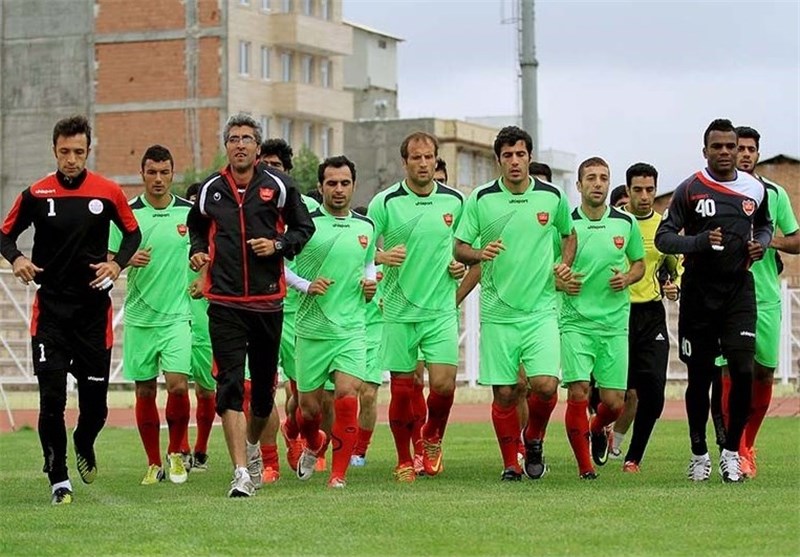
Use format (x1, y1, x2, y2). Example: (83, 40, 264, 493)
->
(106, 301, 114, 349)
(30, 292, 40, 336)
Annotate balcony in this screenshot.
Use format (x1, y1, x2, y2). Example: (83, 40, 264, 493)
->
(268, 82, 353, 122)
(267, 14, 353, 57)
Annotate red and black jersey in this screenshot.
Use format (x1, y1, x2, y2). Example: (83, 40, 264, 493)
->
(655, 168, 773, 280)
(0, 170, 141, 298)
(187, 162, 315, 304)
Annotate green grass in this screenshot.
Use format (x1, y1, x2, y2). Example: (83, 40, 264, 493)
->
(1, 419, 799, 557)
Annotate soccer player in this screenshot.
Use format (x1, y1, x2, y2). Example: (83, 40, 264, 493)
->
(529, 161, 552, 183)
(608, 163, 681, 472)
(717, 126, 799, 477)
(455, 126, 576, 481)
(0, 115, 141, 504)
(560, 157, 645, 479)
(292, 156, 377, 487)
(187, 113, 314, 497)
(368, 132, 465, 482)
(109, 145, 194, 485)
(434, 157, 448, 183)
(655, 118, 773, 483)
(610, 185, 630, 208)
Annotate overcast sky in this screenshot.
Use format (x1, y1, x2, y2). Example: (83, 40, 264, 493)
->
(343, 0, 800, 196)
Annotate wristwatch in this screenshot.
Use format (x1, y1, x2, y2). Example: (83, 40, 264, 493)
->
(273, 239, 284, 253)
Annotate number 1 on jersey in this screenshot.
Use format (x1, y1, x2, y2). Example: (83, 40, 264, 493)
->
(46, 198, 56, 217)
(38, 343, 47, 362)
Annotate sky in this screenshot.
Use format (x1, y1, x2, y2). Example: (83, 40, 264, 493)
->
(343, 0, 800, 197)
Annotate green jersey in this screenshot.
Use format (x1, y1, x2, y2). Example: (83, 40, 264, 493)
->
(285, 195, 321, 314)
(752, 177, 798, 308)
(188, 269, 210, 342)
(109, 194, 193, 327)
(560, 206, 645, 334)
(295, 206, 377, 340)
(455, 177, 572, 323)
(365, 264, 384, 326)
(367, 180, 464, 322)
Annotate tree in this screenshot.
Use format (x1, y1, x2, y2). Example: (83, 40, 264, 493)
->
(291, 146, 320, 194)
(174, 151, 227, 197)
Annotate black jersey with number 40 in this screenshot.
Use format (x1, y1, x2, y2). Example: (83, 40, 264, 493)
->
(655, 168, 772, 279)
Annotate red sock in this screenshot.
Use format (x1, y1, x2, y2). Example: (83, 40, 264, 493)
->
(525, 391, 558, 441)
(422, 389, 454, 442)
(743, 379, 773, 450)
(135, 393, 161, 466)
(353, 427, 373, 457)
(565, 399, 593, 475)
(491, 402, 521, 470)
(299, 408, 323, 451)
(389, 375, 415, 464)
(721, 373, 731, 429)
(166, 391, 190, 455)
(590, 402, 622, 434)
(261, 443, 279, 470)
(180, 427, 191, 455)
(194, 395, 215, 454)
(410, 382, 426, 448)
(331, 396, 358, 479)
(243, 379, 252, 420)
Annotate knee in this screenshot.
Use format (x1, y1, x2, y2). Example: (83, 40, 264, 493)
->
(166, 381, 188, 397)
(493, 385, 518, 407)
(429, 377, 455, 397)
(299, 393, 321, 417)
(359, 385, 378, 408)
(530, 376, 558, 399)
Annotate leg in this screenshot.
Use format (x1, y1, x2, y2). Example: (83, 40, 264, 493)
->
(612, 389, 637, 456)
(37, 369, 69, 486)
(164, 372, 190, 484)
(134, 379, 162, 468)
(491, 384, 522, 477)
(353, 382, 379, 461)
(193, 385, 216, 467)
(259, 406, 281, 483)
(565, 382, 594, 477)
(410, 361, 427, 466)
(330, 371, 362, 484)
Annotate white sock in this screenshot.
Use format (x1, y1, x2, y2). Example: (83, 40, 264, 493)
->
(613, 431, 626, 450)
(52, 480, 72, 494)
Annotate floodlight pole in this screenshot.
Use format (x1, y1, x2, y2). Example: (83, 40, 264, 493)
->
(519, 0, 539, 159)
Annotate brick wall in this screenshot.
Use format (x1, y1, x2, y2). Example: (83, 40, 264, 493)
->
(96, 0, 186, 33)
(757, 160, 800, 287)
(96, 42, 188, 103)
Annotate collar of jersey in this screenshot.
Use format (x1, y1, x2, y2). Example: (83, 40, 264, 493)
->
(141, 193, 176, 211)
(498, 176, 534, 195)
(318, 203, 351, 219)
(401, 180, 436, 197)
(577, 204, 610, 222)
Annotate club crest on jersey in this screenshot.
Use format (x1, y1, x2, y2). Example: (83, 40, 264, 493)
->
(88, 199, 103, 215)
(259, 188, 275, 202)
(613, 236, 625, 249)
(742, 199, 755, 216)
(358, 235, 368, 248)
(177, 224, 188, 236)
(537, 212, 549, 225)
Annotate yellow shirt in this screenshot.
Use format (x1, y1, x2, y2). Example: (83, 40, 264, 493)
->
(629, 210, 682, 303)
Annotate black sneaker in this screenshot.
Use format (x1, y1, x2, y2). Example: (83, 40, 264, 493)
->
(181, 451, 194, 473)
(500, 467, 522, 482)
(580, 471, 598, 480)
(193, 452, 209, 472)
(51, 487, 73, 505)
(523, 438, 547, 480)
(75, 445, 97, 484)
(590, 426, 610, 467)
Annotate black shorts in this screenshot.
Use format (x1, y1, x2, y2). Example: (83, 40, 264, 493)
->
(207, 303, 282, 418)
(627, 301, 669, 390)
(678, 272, 756, 365)
(31, 290, 113, 379)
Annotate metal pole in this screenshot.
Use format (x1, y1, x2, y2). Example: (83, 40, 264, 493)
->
(519, 0, 539, 159)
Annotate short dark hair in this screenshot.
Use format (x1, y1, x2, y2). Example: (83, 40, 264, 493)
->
(625, 162, 658, 188)
(185, 182, 202, 200)
(318, 155, 356, 185)
(577, 156, 609, 181)
(140, 144, 174, 171)
(400, 132, 438, 160)
(435, 157, 448, 182)
(735, 126, 761, 150)
(529, 162, 552, 182)
(53, 115, 92, 148)
(352, 205, 368, 216)
(703, 118, 736, 147)
(260, 138, 294, 172)
(306, 188, 323, 203)
(493, 126, 532, 158)
(609, 185, 628, 207)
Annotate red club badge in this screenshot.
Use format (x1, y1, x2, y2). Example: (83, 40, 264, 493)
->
(358, 235, 368, 248)
(537, 212, 549, 225)
(742, 199, 755, 216)
(259, 188, 275, 202)
(613, 236, 625, 249)
(177, 224, 188, 236)
(443, 213, 453, 227)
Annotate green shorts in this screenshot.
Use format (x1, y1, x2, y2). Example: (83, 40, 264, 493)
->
(365, 321, 384, 385)
(716, 303, 781, 369)
(295, 335, 367, 392)
(191, 341, 216, 391)
(123, 322, 192, 382)
(279, 312, 297, 381)
(382, 312, 459, 372)
(560, 330, 628, 390)
(479, 313, 560, 386)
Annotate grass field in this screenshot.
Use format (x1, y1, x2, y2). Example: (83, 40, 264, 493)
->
(1, 419, 798, 557)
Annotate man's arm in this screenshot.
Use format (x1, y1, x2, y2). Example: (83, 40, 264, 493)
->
(108, 187, 141, 269)
(454, 240, 482, 266)
(278, 184, 315, 259)
(751, 190, 773, 252)
(187, 201, 211, 258)
(559, 229, 577, 268)
(770, 187, 799, 254)
(0, 191, 34, 265)
(655, 182, 714, 254)
(456, 264, 481, 306)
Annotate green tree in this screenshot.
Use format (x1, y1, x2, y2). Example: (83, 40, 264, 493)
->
(292, 146, 320, 194)
(174, 151, 227, 197)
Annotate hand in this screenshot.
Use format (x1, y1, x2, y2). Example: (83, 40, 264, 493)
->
(708, 227, 723, 250)
(609, 267, 629, 292)
(362, 279, 377, 302)
(190, 253, 210, 271)
(747, 241, 764, 262)
(308, 277, 334, 296)
(663, 279, 679, 301)
(129, 246, 152, 268)
(89, 260, 121, 290)
(448, 260, 467, 280)
(247, 237, 276, 257)
(560, 272, 583, 296)
(188, 276, 205, 299)
(12, 256, 43, 285)
(553, 263, 573, 282)
(378, 245, 406, 267)
(480, 239, 505, 261)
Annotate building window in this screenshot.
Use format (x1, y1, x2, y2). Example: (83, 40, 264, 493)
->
(378, 39, 387, 49)
(239, 41, 251, 76)
(301, 55, 314, 84)
(260, 116, 271, 139)
(281, 119, 294, 142)
(260, 46, 270, 80)
(320, 58, 330, 88)
(457, 150, 472, 187)
(320, 125, 331, 158)
(302, 0, 313, 16)
(320, 0, 329, 19)
(240, 0, 250, 5)
(281, 0, 293, 13)
(303, 123, 314, 150)
(261, 0, 271, 11)
(281, 52, 293, 82)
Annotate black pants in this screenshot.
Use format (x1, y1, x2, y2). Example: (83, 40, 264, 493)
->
(32, 291, 112, 485)
(207, 304, 282, 419)
(625, 301, 669, 464)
